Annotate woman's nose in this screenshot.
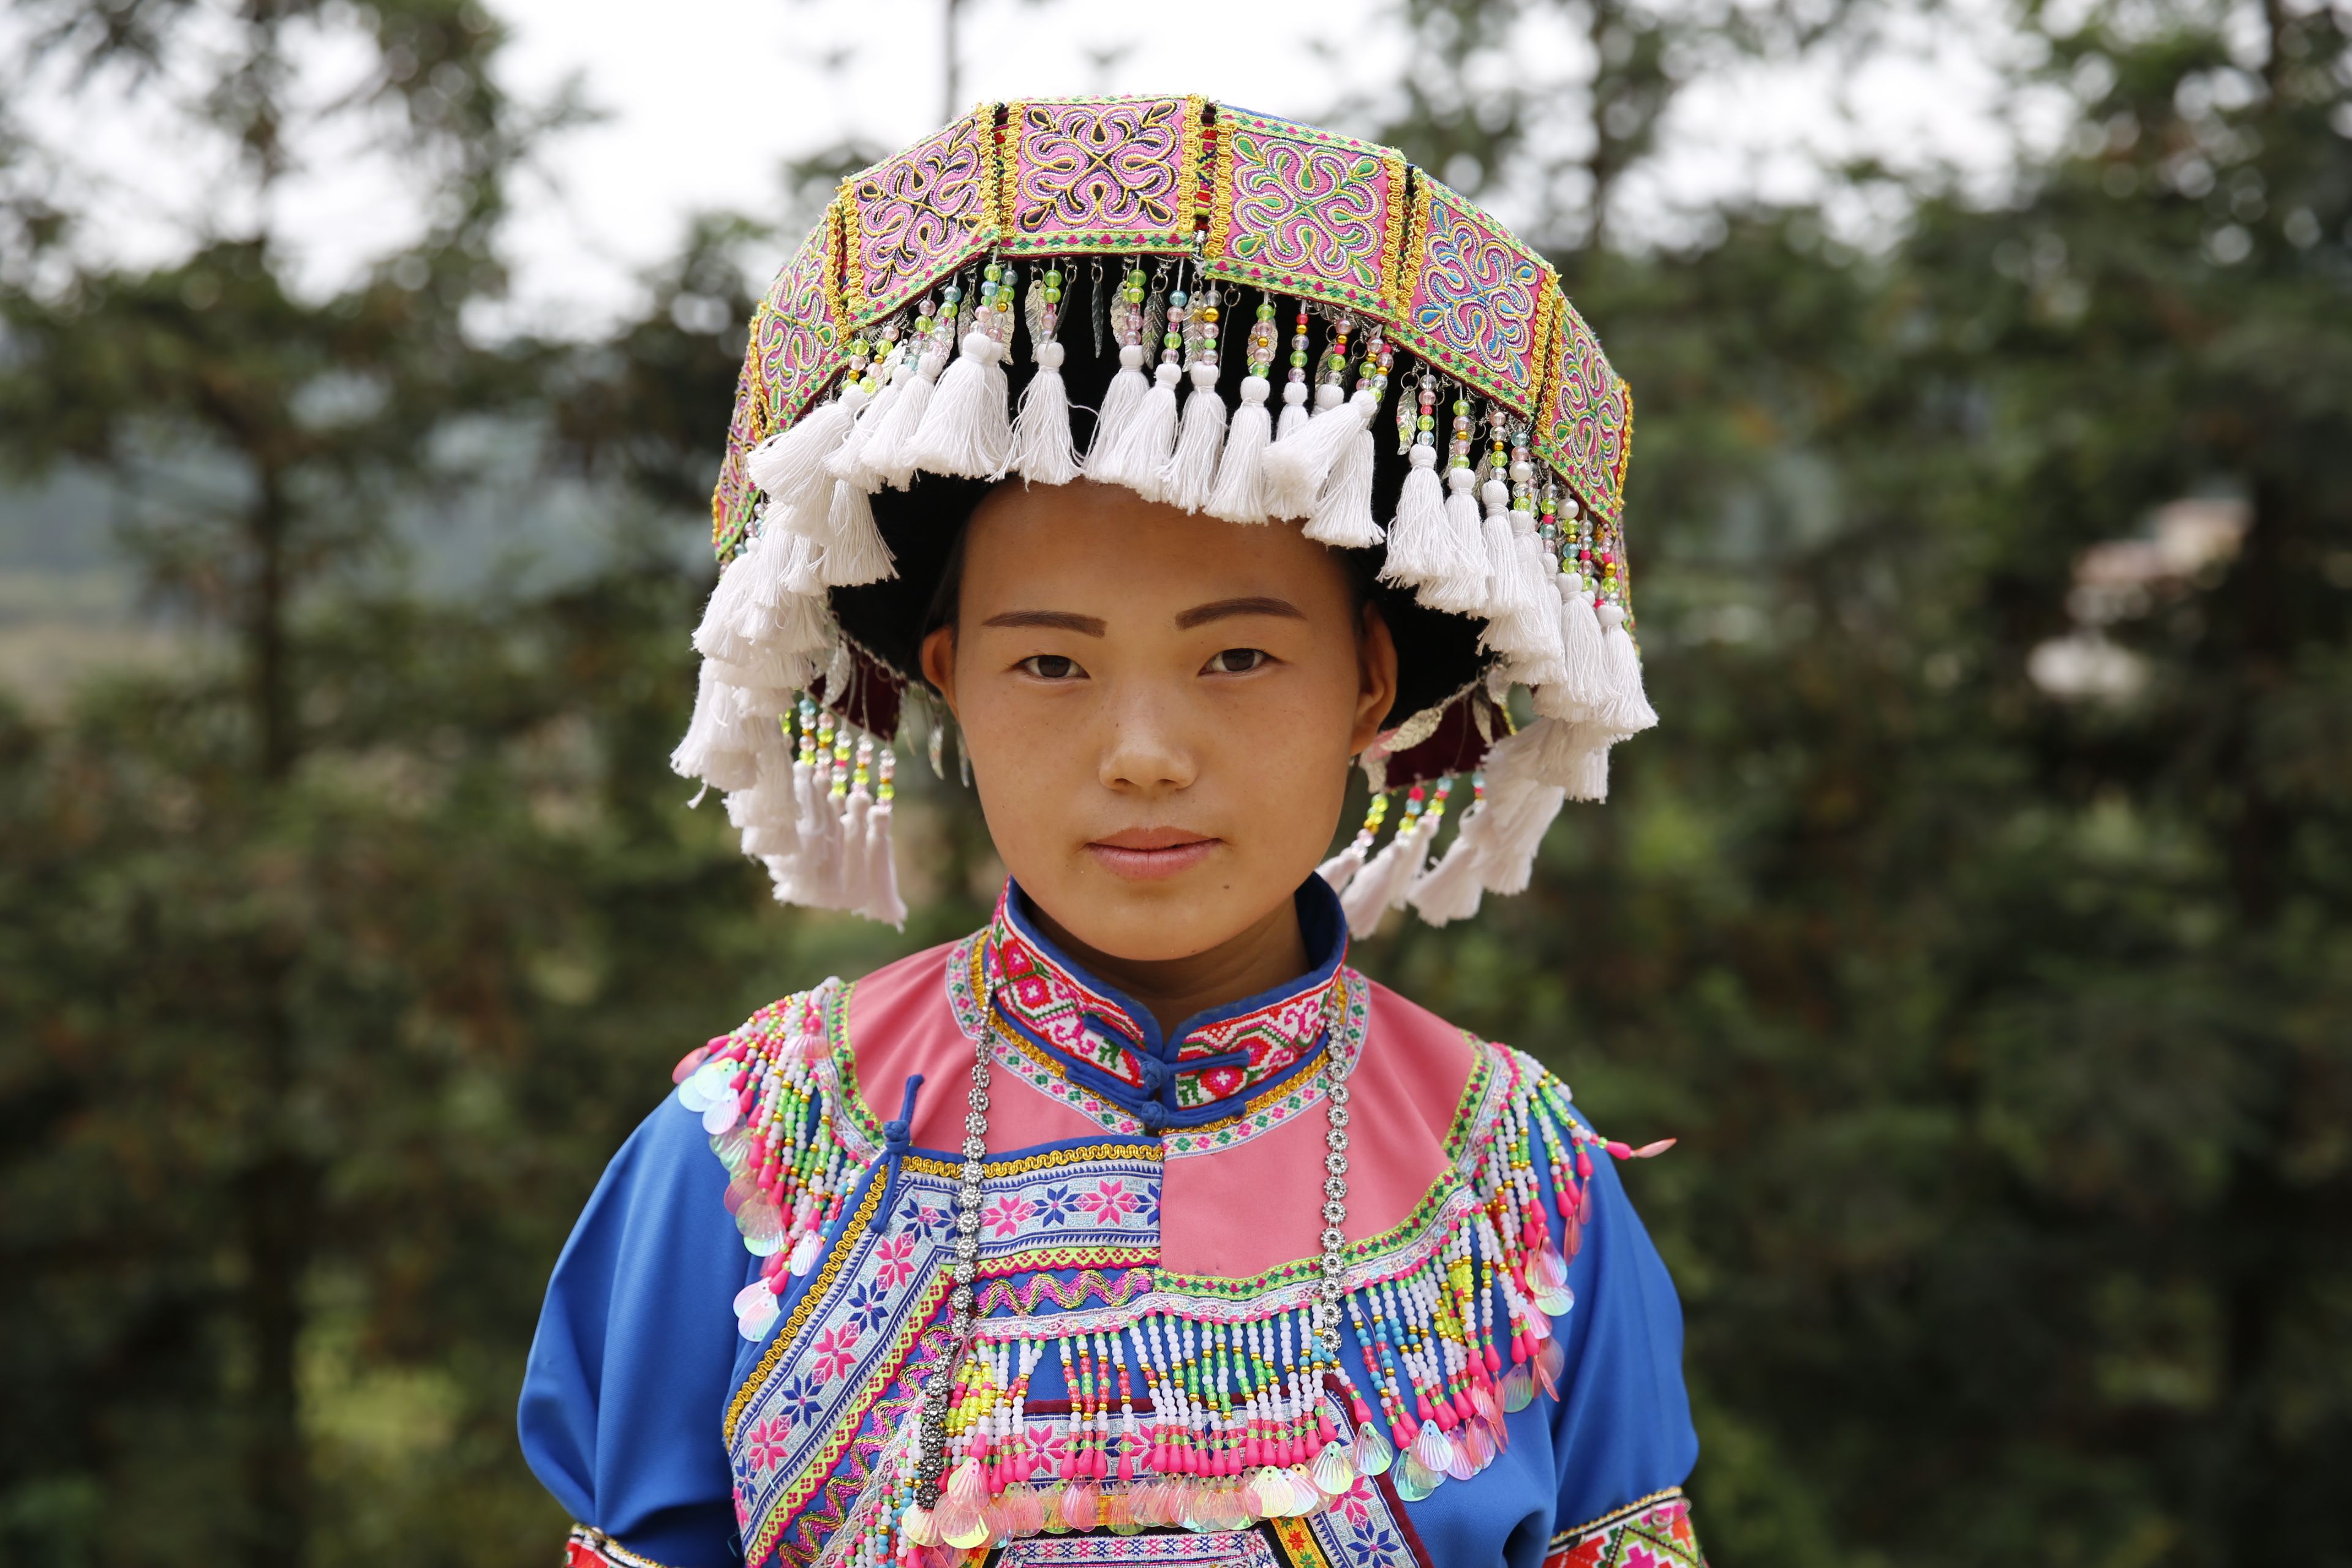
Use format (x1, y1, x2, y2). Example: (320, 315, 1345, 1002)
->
(1096, 682, 1197, 793)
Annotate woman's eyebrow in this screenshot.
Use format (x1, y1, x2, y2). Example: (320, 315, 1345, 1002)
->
(981, 609, 1107, 636)
(1174, 596, 1307, 630)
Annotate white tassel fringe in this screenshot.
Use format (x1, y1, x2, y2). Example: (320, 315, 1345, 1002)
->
(1160, 361, 1228, 512)
(1010, 340, 1082, 486)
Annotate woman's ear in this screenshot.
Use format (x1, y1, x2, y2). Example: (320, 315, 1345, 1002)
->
(1350, 604, 1400, 756)
(920, 624, 960, 718)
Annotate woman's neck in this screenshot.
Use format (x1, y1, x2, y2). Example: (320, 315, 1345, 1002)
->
(1024, 895, 1311, 1038)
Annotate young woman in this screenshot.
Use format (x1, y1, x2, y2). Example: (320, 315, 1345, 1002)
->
(520, 96, 1696, 1568)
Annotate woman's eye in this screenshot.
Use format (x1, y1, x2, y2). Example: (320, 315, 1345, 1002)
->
(1018, 654, 1085, 680)
(1204, 647, 1270, 675)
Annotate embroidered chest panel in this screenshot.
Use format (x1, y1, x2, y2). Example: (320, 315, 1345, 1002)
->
(687, 975, 1639, 1568)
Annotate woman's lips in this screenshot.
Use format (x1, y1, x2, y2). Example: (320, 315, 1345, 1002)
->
(1086, 827, 1219, 881)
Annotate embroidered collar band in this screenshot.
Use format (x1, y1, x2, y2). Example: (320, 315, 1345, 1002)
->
(987, 874, 1348, 1131)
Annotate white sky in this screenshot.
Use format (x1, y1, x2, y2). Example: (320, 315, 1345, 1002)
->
(9, 0, 2056, 334)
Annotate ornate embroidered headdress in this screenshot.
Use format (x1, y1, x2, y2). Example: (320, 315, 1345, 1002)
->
(674, 96, 1651, 934)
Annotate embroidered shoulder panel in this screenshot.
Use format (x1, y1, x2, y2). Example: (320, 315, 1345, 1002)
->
(1545, 1490, 1705, 1568)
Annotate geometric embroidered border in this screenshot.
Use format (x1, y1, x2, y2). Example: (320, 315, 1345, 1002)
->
(1543, 1489, 1705, 1568)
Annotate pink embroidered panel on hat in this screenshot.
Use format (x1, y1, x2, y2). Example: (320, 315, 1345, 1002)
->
(710, 358, 765, 562)
(1535, 293, 1635, 526)
(1398, 175, 1557, 415)
(843, 111, 993, 320)
(1206, 109, 1406, 323)
(999, 96, 1200, 256)
(753, 208, 848, 427)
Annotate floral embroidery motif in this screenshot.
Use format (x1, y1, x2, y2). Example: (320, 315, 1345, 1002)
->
(1545, 1491, 1705, 1568)
(1402, 178, 1553, 408)
(744, 1417, 793, 1469)
(1221, 118, 1398, 311)
(1075, 1177, 1138, 1224)
(984, 1193, 1038, 1238)
(1536, 296, 1633, 525)
(870, 1232, 917, 1290)
(810, 1323, 862, 1384)
(1005, 97, 1189, 249)
(845, 117, 989, 318)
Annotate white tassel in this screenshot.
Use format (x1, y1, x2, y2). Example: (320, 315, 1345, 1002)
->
(1261, 383, 1364, 521)
(1419, 466, 1493, 614)
(862, 800, 907, 927)
(1477, 481, 1540, 656)
(761, 585, 834, 662)
(1275, 377, 1313, 442)
(1010, 339, 1082, 486)
(907, 328, 1012, 480)
(1317, 841, 1369, 894)
(779, 530, 825, 597)
(818, 480, 894, 587)
(673, 673, 764, 793)
(669, 662, 733, 782)
(1378, 447, 1452, 589)
(792, 763, 839, 898)
(726, 742, 803, 859)
(1302, 412, 1381, 548)
(1408, 818, 1488, 925)
(1160, 361, 1228, 512)
(1088, 360, 1181, 497)
(1596, 602, 1661, 737)
(824, 357, 903, 489)
(1340, 818, 1423, 938)
(709, 631, 816, 697)
(1090, 344, 1150, 467)
(1316, 800, 1385, 892)
(1534, 574, 1611, 723)
(1468, 726, 1570, 895)
(692, 542, 766, 664)
(1510, 535, 1570, 688)
(834, 788, 873, 910)
(867, 344, 945, 491)
(1205, 376, 1275, 524)
(747, 388, 863, 514)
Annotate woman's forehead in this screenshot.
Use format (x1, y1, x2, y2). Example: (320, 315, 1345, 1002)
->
(962, 481, 1353, 620)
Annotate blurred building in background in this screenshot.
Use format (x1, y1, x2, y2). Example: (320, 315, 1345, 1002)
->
(1, 0, 2346, 1564)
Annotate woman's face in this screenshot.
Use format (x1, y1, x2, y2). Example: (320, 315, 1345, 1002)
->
(922, 479, 1397, 964)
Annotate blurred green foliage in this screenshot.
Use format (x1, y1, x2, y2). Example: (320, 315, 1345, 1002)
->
(0, 0, 2346, 1564)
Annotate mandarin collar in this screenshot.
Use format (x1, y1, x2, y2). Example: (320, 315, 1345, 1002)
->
(986, 875, 1349, 1132)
